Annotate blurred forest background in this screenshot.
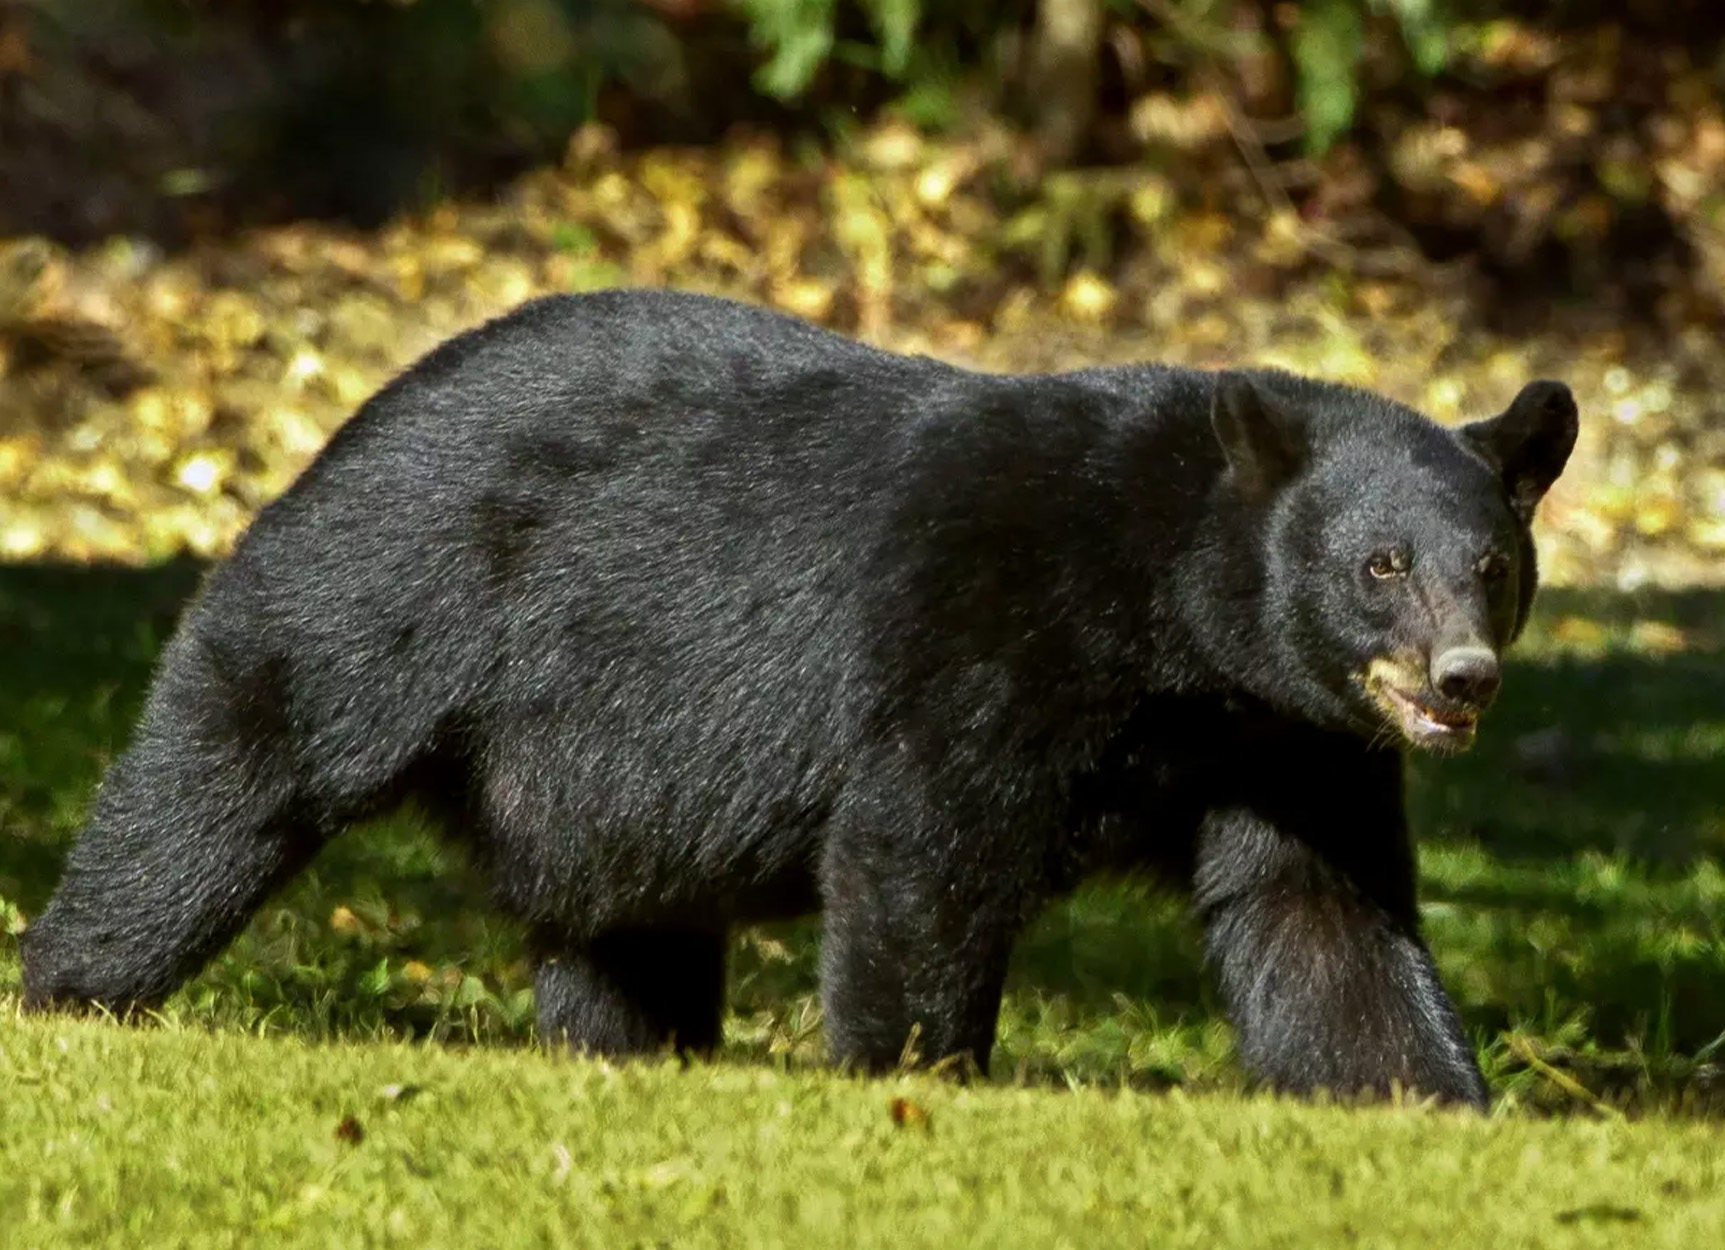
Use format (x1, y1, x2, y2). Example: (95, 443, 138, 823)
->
(0, 0, 1722, 584)
(1, 1, 1724, 1113)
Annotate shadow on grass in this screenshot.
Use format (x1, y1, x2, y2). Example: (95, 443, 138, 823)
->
(1415, 587, 1725, 868)
(2, 564, 1722, 1109)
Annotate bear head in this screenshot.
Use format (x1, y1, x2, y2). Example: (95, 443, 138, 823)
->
(1204, 371, 1578, 755)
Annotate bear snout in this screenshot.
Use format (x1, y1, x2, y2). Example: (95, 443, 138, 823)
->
(1361, 653, 1487, 754)
(1429, 645, 1502, 709)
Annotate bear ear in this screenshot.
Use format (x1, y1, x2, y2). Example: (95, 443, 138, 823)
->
(1211, 373, 1302, 497)
(1461, 380, 1579, 524)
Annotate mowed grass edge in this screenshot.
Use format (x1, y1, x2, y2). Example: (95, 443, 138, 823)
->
(3, 1008, 1723, 1250)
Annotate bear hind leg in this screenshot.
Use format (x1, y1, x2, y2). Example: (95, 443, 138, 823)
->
(533, 927, 728, 1058)
(21, 650, 328, 1015)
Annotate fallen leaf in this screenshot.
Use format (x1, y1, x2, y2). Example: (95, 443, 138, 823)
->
(1629, 620, 1688, 654)
(888, 1097, 931, 1131)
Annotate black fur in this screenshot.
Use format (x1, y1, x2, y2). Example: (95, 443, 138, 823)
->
(21, 289, 1578, 1108)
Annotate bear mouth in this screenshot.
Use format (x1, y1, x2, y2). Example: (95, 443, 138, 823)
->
(1362, 658, 1482, 754)
(1377, 683, 1479, 753)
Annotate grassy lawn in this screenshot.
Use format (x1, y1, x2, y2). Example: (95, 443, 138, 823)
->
(6, 1018, 1725, 1249)
(2, 560, 1724, 1245)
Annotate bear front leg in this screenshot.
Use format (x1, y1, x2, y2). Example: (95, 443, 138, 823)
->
(1192, 793, 1489, 1109)
(533, 927, 728, 1059)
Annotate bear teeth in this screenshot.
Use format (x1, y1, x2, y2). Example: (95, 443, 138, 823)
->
(1380, 683, 1477, 744)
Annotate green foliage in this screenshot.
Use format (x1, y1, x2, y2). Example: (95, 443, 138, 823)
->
(1294, 0, 1455, 154)
(102, 0, 1474, 179)
(1389, 0, 1452, 74)
(730, 0, 1459, 154)
(738, 0, 839, 98)
(1292, 0, 1367, 156)
(868, 0, 921, 77)
(738, 0, 924, 98)
(890, 65, 961, 130)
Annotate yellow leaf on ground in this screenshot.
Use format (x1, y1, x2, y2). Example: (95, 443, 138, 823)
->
(1630, 621, 1689, 654)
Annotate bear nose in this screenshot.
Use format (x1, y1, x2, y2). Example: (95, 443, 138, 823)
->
(1431, 646, 1501, 706)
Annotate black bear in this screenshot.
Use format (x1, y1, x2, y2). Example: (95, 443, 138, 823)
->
(22, 289, 1578, 1108)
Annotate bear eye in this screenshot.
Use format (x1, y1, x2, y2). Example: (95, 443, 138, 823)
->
(1367, 547, 1411, 580)
(1476, 552, 1510, 582)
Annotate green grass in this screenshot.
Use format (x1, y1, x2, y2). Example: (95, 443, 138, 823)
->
(2, 561, 1724, 1245)
(5, 1017, 1725, 1249)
